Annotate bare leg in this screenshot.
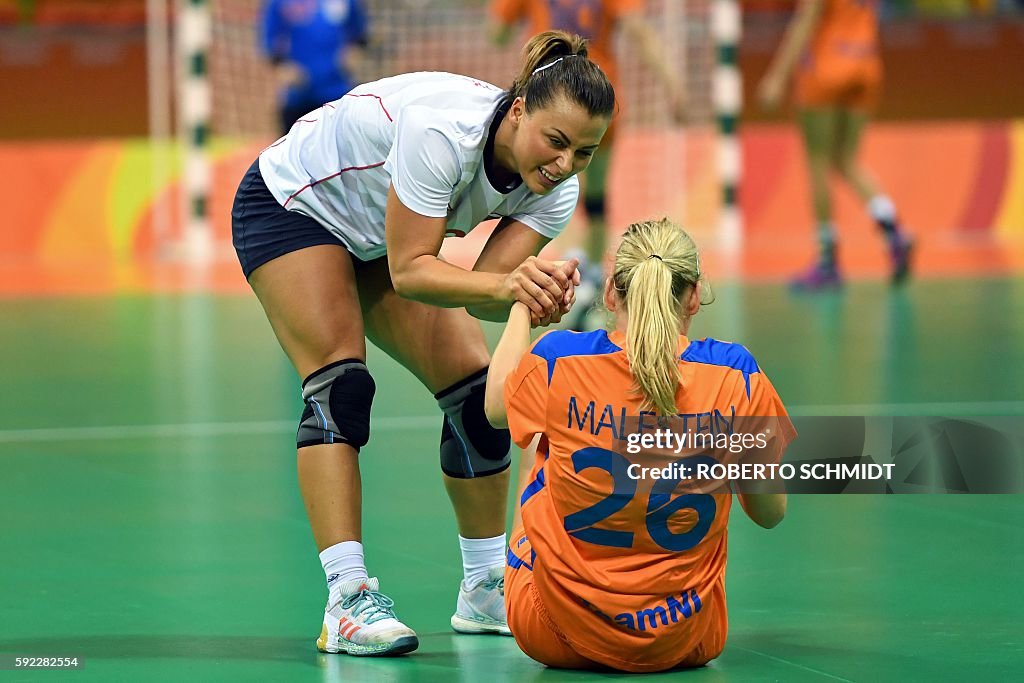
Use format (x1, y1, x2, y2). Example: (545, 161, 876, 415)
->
(248, 245, 367, 550)
(444, 471, 511, 538)
(355, 258, 509, 539)
(832, 107, 881, 203)
(798, 107, 840, 227)
(832, 107, 912, 282)
(297, 446, 363, 546)
(792, 108, 845, 288)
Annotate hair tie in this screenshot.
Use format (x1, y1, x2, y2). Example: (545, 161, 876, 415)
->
(647, 254, 663, 261)
(531, 54, 580, 77)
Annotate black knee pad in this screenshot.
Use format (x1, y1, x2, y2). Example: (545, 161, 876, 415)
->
(297, 359, 375, 450)
(435, 368, 512, 479)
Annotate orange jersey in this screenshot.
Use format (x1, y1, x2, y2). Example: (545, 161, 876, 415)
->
(504, 328, 795, 672)
(796, 0, 882, 109)
(490, 0, 642, 91)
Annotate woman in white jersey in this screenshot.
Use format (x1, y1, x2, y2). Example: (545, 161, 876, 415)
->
(230, 31, 615, 657)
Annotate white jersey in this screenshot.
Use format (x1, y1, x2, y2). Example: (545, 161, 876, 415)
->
(258, 71, 579, 261)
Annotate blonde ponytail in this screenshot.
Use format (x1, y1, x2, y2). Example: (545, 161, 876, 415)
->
(611, 219, 705, 416)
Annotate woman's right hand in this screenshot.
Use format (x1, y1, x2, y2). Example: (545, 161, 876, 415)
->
(501, 256, 579, 323)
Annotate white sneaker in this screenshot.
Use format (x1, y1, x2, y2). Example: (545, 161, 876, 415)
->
(450, 566, 512, 636)
(316, 577, 419, 656)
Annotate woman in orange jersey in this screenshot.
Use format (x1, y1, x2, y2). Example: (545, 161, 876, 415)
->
(483, 218, 796, 672)
(758, 0, 912, 290)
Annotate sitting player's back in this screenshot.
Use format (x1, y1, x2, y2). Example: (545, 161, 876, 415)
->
(488, 219, 795, 672)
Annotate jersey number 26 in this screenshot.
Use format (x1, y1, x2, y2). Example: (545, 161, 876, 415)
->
(563, 448, 716, 552)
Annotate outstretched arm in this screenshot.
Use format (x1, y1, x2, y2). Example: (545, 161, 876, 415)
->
(386, 187, 505, 305)
(385, 189, 570, 321)
(484, 302, 533, 428)
(758, 0, 825, 111)
(466, 218, 580, 323)
(736, 489, 787, 529)
(734, 376, 795, 529)
(485, 299, 549, 529)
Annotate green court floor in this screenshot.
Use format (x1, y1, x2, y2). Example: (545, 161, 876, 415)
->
(1, 278, 1022, 681)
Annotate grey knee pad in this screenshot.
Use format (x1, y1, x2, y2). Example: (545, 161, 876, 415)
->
(435, 368, 512, 479)
(298, 359, 375, 450)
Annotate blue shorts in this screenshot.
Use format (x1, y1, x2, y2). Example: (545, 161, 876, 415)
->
(231, 158, 346, 279)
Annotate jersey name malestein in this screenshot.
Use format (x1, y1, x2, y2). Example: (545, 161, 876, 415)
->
(258, 71, 579, 261)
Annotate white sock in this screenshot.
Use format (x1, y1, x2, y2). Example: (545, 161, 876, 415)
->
(320, 541, 368, 609)
(459, 534, 506, 590)
(868, 195, 896, 223)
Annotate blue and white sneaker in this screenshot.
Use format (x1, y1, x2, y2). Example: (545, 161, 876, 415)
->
(316, 577, 419, 656)
(450, 566, 512, 636)
(790, 262, 842, 292)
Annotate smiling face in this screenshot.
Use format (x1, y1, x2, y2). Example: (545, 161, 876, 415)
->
(505, 94, 610, 195)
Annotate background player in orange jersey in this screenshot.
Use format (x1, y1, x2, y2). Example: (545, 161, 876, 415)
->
(483, 218, 796, 672)
(490, 1, 687, 327)
(758, 0, 913, 290)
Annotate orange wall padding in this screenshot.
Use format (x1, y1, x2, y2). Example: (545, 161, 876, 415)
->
(1, 122, 1021, 295)
(3, 125, 1021, 258)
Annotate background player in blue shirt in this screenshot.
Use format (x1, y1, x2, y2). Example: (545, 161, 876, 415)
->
(261, 0, 370, 134)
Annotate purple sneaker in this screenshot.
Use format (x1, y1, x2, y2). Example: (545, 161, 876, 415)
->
(890, 235, 913, 285)
(790, 263, 842, 291)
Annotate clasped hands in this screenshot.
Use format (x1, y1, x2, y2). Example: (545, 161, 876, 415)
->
(502, 256, 582, 328)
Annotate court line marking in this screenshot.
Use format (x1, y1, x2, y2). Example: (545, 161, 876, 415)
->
(731, 645, 857, 682)
(789, 401, 1024, 417)
(0, 400, 1020, 444)
(0, 416, 438, 443)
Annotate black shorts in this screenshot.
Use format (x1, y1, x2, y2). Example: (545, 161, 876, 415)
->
(231, 158, 346, 279)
